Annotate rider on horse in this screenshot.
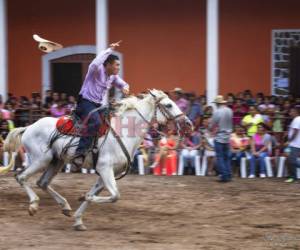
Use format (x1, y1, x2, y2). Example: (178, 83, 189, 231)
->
(73, 41, 129, 166)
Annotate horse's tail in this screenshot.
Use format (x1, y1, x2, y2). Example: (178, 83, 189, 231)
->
(0, 127, 27, 174)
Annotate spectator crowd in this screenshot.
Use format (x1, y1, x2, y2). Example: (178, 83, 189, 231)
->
(0, 88, 299, 181)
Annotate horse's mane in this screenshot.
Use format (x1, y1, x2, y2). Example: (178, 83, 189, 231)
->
(114, 89, 168, 115)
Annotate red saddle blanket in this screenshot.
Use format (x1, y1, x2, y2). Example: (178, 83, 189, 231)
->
(56, 116, 109, 137)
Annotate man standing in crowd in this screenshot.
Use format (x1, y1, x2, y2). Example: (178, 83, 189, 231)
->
(210, 95, 233, 182)
(286, 107, 300, 183)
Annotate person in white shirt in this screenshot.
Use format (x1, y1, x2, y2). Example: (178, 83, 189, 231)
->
(285, 107, 300, 183)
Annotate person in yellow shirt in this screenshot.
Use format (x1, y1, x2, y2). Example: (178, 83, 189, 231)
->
(242, 106, 263, 136)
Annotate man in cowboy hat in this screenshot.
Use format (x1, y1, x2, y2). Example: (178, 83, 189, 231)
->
(73, 41, 129, 166)
(210, 95, 233, 182)
(171, 87, 189, 113)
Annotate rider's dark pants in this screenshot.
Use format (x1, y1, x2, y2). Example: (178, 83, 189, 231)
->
(75, 98, 102, 155)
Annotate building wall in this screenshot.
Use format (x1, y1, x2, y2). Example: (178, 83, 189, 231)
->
(6, 0, 300, 97)
(109, 0, 206, 95)
(7, 0, 95, 97)
(219, 0, 300, 95)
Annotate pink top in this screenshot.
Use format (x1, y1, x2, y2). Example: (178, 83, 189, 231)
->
(50, 106, 66, 117)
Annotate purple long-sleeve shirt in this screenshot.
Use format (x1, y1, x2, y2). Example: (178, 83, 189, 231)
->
(79, 48, 129, 104)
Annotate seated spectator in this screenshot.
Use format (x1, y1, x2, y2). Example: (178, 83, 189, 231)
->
(132, 132, 157, 174)
(142, 133, 156, 166)
(242, 106, 263, 137)
(258, 96, 276, 112)
(261, 107, 274, 129)
(244, 90, 255, 106)
(60, 92, 68, 106)
(226, 93, 235, 108)
(170, 88, 190, 114)
(187, 93, 203, 123)
(15, 96, 31, 127)
(295, 97, 300, 109)
(203, 105, 213, 118)
(230, 125, 250, 170)
(151, 123, 179, 175)
(1, 106, 13, 120)
(255, 94, 264, 107)
(132, 143, 149, 174)
(199, 95, 207, 110)
(66, 95, 77, 114)
(30, 92, 42, 109)
(180, 129, 202, 174)
(272, 107, 284, 133)
(0, 120, 10, 139)
(232, 98, 248, 126)
(248, 123, 272, 178)
(50, 100, 67, 117)
(43, 90, 53, 112)
(52, 92, 60, 104)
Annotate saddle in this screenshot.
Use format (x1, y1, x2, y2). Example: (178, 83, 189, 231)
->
(56, 114, 109, 137)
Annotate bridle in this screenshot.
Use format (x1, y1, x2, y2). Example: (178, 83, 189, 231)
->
(134, 92, 188, 137)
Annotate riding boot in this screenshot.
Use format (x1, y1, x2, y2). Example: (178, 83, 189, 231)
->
(72, 154, 86, 172)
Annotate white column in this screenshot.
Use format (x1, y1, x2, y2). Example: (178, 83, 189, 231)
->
(206, 0, 219, 105)
(96, 0, 108, 53)
(0, 0, 7, 101)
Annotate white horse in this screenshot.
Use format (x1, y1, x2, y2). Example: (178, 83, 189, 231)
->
(0, 89, 191, 231)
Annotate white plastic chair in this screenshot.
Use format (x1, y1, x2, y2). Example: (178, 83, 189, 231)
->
(264, 157, 274, 177)
(178, 153, 201, 176)
(137, 154, 145, 175)
(240, 157, 247, 178)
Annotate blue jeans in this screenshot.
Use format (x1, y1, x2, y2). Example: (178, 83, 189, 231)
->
(214, 141, 232, 181)
(249, 152, 268, 175)
(75, 98, 102, 155)
(287, 147, 300, 179)
(230, 151, 246, 165)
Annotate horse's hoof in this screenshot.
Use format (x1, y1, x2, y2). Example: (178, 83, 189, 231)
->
(62, 209, 72, 217)
(73, 224, 87, 231)
(28, 203, 39, 216)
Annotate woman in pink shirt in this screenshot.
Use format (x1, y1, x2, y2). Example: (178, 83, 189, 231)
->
(249, 123, 272, 178)
(50, 101, 66, 118)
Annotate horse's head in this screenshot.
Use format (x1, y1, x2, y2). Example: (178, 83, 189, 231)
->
(148, 89, 193, 134)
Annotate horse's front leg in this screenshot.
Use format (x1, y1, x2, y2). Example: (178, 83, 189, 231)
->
(46, 186, 72, 216)
(73, 177, 104, 231)
(86, 166, 120, 204)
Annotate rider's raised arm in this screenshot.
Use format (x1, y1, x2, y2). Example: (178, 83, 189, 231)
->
(89, 48, 113, 71)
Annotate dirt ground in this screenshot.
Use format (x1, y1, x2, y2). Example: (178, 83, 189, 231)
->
(0, 173, 300, 250)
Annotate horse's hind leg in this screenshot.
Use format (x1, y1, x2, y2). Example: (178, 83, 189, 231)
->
(16, 159, 50, 216)
(36, 159, 72, 216)
(73, 176, 104, 231)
